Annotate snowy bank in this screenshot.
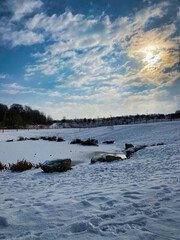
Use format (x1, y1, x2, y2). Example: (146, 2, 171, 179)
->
(0, 121, 179, 239)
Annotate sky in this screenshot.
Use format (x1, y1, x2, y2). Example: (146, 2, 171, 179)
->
(0, 0, 179, 119)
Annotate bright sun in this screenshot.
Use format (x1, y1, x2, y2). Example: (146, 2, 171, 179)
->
(142, 46, 161, 65)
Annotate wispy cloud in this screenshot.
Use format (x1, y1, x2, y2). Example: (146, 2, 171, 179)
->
(6, 0, 43, 21)
(24, 1, 178, 88)
(0, 74, 7, 79)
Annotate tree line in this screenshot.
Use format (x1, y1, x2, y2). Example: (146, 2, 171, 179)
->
(0, 103, 53, 129)
(54, 111, 180, 128)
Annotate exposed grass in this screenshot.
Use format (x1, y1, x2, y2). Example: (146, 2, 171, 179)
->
(0, 160, 42, 172)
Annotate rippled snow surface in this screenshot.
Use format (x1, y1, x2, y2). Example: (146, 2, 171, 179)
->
(0, 122, 180, 239)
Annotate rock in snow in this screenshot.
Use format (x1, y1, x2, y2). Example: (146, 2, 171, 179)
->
(91, 154, 122, 164)
(102, 140, 115, 144)
(41, 159, 71, 173)
(0, 216, 8, 227)
(125, 143, 134, 149)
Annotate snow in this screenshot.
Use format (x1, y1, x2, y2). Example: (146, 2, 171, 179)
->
(0, 121, 180, 239)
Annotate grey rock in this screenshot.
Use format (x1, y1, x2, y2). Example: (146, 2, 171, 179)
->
(41, 159, 71, 173)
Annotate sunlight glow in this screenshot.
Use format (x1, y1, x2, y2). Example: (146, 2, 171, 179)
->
(142, 46, 161, 65)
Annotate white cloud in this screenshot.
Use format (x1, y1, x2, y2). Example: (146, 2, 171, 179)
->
(0, 74, 7, 79)
(1, 89, 19, 95)
(10, 0, 43, 21)
(1, 82, 45, 96)
(2, 82, 26, 89)
(48, 91, 61, 97)
(2, 30, 44, 47)
(24, 2, 174, 87)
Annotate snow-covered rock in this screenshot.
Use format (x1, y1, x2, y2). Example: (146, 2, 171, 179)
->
(41, 159, 71, 173)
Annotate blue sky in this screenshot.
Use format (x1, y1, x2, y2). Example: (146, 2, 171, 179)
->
(0, 0, 179, 119)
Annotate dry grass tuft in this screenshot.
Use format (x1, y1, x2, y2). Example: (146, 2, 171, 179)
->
(10, 160, 34, 172)
(0, 162, 7, 170)
(18, 136, 26, 141)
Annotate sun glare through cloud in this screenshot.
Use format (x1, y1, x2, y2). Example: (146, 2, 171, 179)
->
(142, 46, 161, 65)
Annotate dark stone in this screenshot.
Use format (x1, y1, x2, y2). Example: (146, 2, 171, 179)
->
(47, 136, 57, 141)
(29, 137, 39, 141)
(134, 145, 147, 152)
(56, 137, 65, 142)
(103, 140, 115, 144)
(81, 139, 98, 146)
(70, 138, 98, 146)
(125, 143, 134, 149)
(91, 154, 122, 164)
(40, 136, 57, 141)
(156, 143, 164, 146)
(41, 159, 71, 173)
(151, 143, 165, 147)
(6, 139, 13, 142)
(0, 216, 8, 227)
(40, 136, 49, 140)
(70, 139, 83, 144)
(126, 149, 135, 158)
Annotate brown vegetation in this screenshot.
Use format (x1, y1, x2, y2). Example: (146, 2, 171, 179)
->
(18, 136, 26, 141)
(10, 160, 34, 172)
(9, 160, 41, 172)
(0, 162, 7, 170)
(70, 138, 98, 146)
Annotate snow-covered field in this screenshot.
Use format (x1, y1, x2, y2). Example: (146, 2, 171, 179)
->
(0, 121, 180, 239)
